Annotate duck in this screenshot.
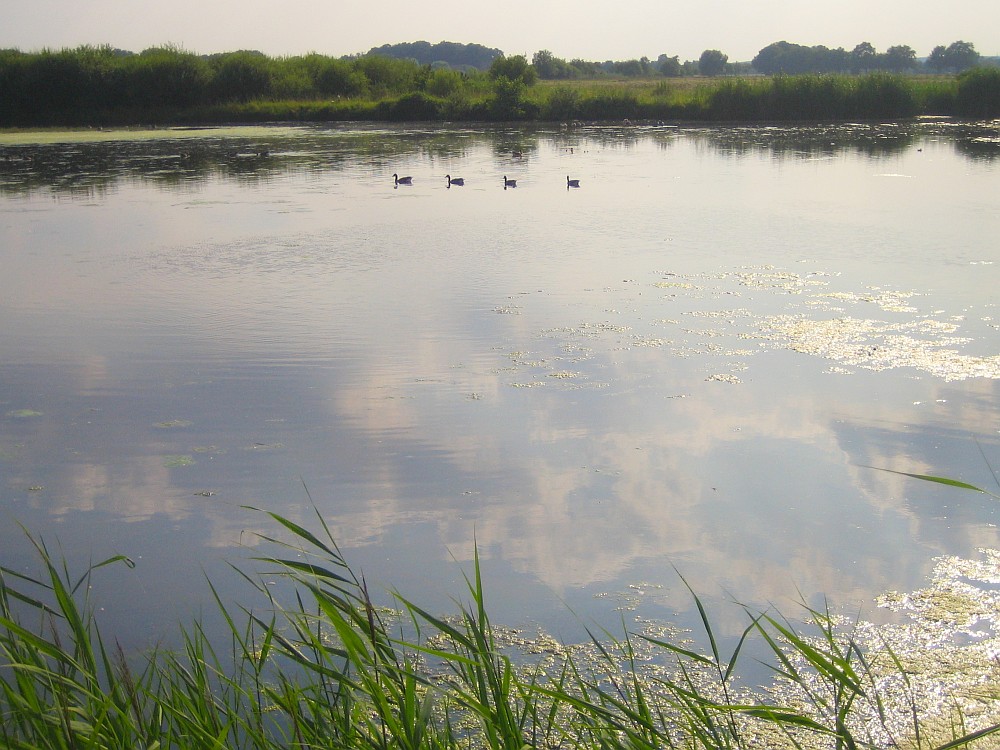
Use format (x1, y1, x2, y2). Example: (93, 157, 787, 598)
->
(393, 173, 412, 185)
(503, 175, 517, 188)
(566, 176, 581, 188)
(446, 175, 464, 187)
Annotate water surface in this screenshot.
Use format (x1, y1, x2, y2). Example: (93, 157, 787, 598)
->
(1, 121, 999, 649)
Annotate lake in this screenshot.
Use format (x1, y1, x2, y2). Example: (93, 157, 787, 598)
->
(1, 121, 998, 653)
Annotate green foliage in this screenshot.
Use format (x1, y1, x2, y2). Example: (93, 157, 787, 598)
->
(927, 41, 981, 73)
(210, 51, 274, 102)
(354, 54, 421, 96)
(488, 54, 537, 85)
(705, 73, 920, 120)
(883, 45, 918, 73)
(754, 39, 980, 76)
(378, 91, 444, 121)
(955, 66, 1000, 116)
(0, 44, 988, 126)
(490, 76, 529, 119)
(125, 46, 211, 107)
(657, 54, 682, 77)
(366, 40, 502, 71)
(424, 67, 464, 97)
(574, 89, 640, 120)
(541, 86, 581, 120)
(699, 49, 729, 76)
(4, 508, 1000, 749)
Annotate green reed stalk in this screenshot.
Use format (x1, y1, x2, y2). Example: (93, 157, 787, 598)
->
(4, 502, 1000, 749)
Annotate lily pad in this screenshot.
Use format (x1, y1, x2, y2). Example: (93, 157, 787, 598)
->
(163, 455, 195, 468)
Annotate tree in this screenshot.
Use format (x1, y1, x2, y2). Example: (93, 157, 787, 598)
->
(657, 54, 681, 77)
(752, 41, 851, 74)
(366, 41, 501, 71)
(488, 54, 537, 85)
(947, 40, 980, 70)
(851, 41, 877, 72)
(532, 49, 572, 79)
(698, 49, 728, 76)
(613, 59, 645, 76)
(927, 40, 980, 73)
(752, 41, 803, 74)
(882, 45, 917, 73)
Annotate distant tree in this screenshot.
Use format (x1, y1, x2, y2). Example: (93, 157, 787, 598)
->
(367, 41, 501, 70)
(927, 40, 981, 73)
(613, 59, 645, 76)
(882, 45, 917, 73)
(657, 54, 681, 76)
(658, 56, 680, 76)
(488, 54, 537, 85)
(753, 41, 809, 74)
(532, 49, 573, 79)
(753, 41, 850, 74)
(698, 49, 729, 76)
(851, 41, 877, 72)
(568, 58, 602, 77)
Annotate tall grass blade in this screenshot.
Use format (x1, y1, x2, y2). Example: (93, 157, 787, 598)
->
(864, 466, 997, 497)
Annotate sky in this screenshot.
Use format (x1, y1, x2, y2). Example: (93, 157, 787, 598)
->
(4, 0, 999, 63)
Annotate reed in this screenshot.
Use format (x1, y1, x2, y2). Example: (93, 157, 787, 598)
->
(2, 503, 999, 749)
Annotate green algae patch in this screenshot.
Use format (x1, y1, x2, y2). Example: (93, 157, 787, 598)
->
(154, 419, 193, 428)
(6, 409, 42, 419)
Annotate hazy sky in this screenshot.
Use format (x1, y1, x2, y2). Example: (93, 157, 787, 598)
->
(4, 0, 999, 63)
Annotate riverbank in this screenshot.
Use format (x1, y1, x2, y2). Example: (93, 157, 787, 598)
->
(3, 70, 999, 128)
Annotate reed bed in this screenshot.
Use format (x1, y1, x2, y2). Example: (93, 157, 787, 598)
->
(3, 499, 1000, 750)
(4, 69, 998, 126)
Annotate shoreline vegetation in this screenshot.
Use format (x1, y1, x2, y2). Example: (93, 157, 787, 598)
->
(2, 46, 999, 127)
(3, 505, 1000, 749)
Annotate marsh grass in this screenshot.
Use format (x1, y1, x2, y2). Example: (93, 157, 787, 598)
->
(3, 503, 1000, 749)
(8, 72, 994, 126)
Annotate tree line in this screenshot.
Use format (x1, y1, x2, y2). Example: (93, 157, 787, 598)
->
(363, 38, 992, 79)
(0, 45, 487, 123)
(1, 42, 997, 127)
(531, 40, 990, 79)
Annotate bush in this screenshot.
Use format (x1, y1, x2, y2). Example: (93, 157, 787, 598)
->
(541, 86, 581, 121)
(424, 68, 463, 98)
(210, 51, 274, 102)
(956, 67, 1000, 117)
(379, 91, 443, 120)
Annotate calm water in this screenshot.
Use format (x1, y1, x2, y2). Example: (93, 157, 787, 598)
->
(1, 121, 999, 649)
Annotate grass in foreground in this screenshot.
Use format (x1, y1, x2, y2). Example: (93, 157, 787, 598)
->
(2, 503, 1000, 749)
